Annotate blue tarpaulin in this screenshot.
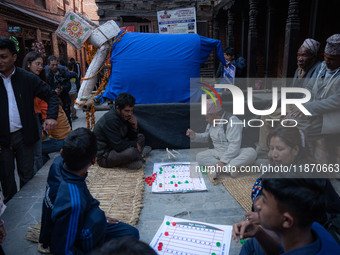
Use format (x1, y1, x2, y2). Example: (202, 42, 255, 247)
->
(103, 31, 226, 104)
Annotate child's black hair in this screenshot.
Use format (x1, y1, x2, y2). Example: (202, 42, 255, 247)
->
(62, 128, 97, 171)
(224, 47, 235, 56)
(262, 178, 326, 228)
(92, 238, 157, 255)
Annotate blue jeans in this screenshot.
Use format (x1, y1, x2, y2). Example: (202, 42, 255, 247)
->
(42, 138, 64, 164)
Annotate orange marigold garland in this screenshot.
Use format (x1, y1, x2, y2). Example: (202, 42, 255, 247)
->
(83, 31, 128, 130)
(86, 104, 96, 130)
(94, 69, 109, 96)
(86, 111, 91, 129)
(90, 104, 96, 129)
(85, 41, 97, 66)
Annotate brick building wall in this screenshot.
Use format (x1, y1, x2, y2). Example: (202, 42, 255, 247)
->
(84, 0, 99, 24)
(0, 0, 97, 76)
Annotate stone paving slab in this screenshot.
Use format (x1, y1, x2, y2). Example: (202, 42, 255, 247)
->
(2, 155, 55, 255)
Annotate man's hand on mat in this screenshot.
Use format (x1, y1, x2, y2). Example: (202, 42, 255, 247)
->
(106, 217, 120, 224)
(128, 116, 138, 130)
(186, 129, 196, 139)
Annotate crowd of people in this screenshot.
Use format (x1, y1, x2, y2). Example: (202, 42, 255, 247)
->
(0, 37, 85, 253)
(1, 32, 340, 254)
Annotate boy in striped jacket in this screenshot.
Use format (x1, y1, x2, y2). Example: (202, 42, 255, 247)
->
(39, 128, 139, 254)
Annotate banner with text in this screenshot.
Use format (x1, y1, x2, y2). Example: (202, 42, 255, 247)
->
(157, 7, 196, 34)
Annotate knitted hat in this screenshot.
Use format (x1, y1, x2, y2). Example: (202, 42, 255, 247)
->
(325, 34, 340, 56)
(206, 99, 222, 114)
(301, 38, 320, 55)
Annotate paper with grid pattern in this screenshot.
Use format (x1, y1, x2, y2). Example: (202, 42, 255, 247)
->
(150, 216, 232, 255)
(152, 162, 207, 193)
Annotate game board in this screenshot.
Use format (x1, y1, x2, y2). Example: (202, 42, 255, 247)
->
(150, 216, 233, 255)
(152, 162, 207, 193)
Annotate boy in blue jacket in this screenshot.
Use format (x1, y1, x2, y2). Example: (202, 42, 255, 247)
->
(39, 128, 139, 254)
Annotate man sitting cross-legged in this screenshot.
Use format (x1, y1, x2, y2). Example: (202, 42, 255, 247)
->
(39, 128, 139, 254)
(94, 93, 151, 169)
(186, 99, 257, 178)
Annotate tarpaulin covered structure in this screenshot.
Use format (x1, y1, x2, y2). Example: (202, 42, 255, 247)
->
(103, 31, 226, 104)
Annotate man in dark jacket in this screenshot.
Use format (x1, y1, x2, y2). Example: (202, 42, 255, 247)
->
(39, 128, 139, 255)
(47, 55, 72, 127)
(94, 93, 151, 169)
(0, 37, 59, 203)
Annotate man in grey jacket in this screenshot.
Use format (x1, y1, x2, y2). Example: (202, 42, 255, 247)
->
(186, 99, 257, 178)
(287, 34, 340, 137)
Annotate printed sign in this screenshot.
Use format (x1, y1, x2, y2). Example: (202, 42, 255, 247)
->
(157, 7, 197, 34)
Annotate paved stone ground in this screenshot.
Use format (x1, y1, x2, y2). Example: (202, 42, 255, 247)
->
(2, 109, 245, 254)
(3, 108, 340, 254)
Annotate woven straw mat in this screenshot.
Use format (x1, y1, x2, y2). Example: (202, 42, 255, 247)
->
(208, 171, 260, 212)
(26, 163, 144, 243)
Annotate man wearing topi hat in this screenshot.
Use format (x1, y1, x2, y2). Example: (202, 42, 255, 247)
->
(257, 38, 321, 158)
(288, 34, 340, 137)
(186, 99, 257, 178)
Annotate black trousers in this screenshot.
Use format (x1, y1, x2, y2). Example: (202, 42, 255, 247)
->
(97, 134, 145, 168)
(0, 130, 34, 203)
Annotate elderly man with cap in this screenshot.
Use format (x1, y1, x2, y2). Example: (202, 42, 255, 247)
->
(287, 34, 340, 138)
(186, 99, 257, 178)
(257, 38, 321, 158)
(293, 38, 321, 87)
